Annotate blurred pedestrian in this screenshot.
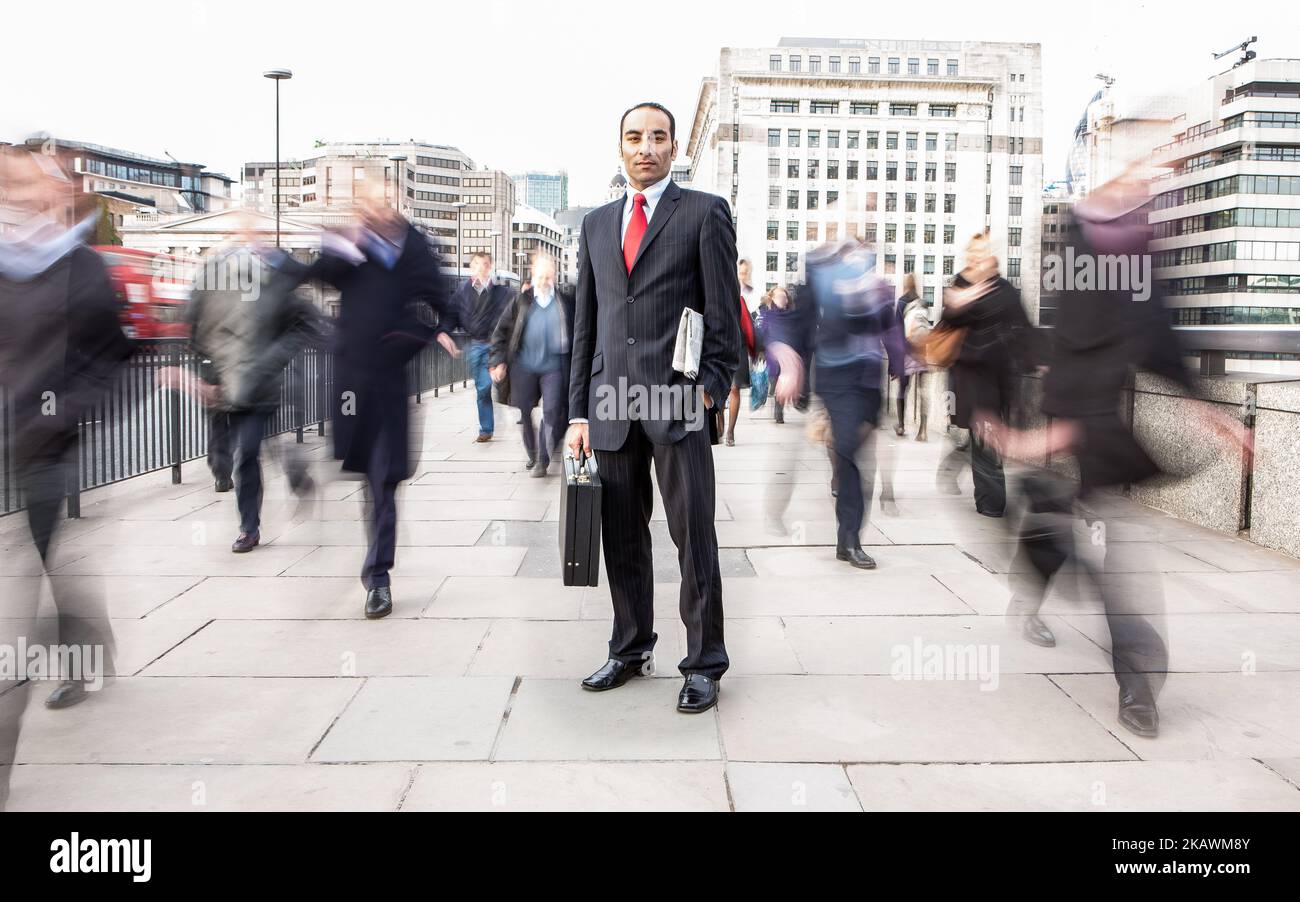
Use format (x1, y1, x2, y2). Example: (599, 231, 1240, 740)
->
(307, 191, 459, 619)
(724, 258, 758, 446)
(489, 253, 573, 477)
(450, 252, 513, 442)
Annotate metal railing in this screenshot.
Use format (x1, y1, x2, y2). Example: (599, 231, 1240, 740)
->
(1, 336, 469, 519)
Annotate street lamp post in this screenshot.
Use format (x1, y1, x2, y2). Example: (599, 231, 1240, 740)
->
(387, 154, 407, 218)
(453, 201, 466, 288)
(489, 229, 502, 282)
(262, 68, 292, 248)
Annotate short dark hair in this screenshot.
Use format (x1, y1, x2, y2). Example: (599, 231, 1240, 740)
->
(470, 251, 492, 264)
(619, 102, 676, 142)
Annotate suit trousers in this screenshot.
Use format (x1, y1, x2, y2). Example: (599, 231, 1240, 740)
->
(361, 429, 399, 590)
(512, 366, 566, 469)
(816, 360, 881, 549)
(594, 418, 728, 680)
(230, 409, 271, 535)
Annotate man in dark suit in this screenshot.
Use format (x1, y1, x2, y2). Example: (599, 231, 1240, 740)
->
(450, 252, 513, 442)
(566, 102, 740, 714)
(308, 195, 459, 619)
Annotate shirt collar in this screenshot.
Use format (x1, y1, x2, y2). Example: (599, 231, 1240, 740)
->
(533, 288, 555, 308)
(625, 174, 671, 210)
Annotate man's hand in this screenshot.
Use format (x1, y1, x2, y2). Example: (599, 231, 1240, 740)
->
(565, 422, 590, 460)
(436, 332, 461, 358)
(702, 390, 713, 409)
(490, 363, 507, 383)
(768, 343, 804, 405)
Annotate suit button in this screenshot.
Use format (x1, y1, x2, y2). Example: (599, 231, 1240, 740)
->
(627, 296, 635, 303)
(626, 337, 636, 345)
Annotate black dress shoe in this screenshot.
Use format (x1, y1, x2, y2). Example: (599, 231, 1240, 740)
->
(45, 681, 90, 709)
(231, 531, 260, 553)
(581, 658, 645, 691)
(525, 457, 536, 469)
(215, 477, 234, 493)
(365, 586, 393, 619)
(530, 461, 549, 478)
(677, 675, 719, 713)
(1118, 688, 1159, 738)
(836, 545, 877, 570)
(1022, 615, 1057, 647)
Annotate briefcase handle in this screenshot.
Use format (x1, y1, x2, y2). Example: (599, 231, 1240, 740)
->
(567, 450, 597, 484)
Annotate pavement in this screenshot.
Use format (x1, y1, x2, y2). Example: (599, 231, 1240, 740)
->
(3, 385, 1300, 812)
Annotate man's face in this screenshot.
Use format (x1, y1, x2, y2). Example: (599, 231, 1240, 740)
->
(470, 256, 492, 284)
(533, 258, 556, 294)
(620, 106, 676, 189)
(737, 261, 752, 286)
(0, 153, 68, 216)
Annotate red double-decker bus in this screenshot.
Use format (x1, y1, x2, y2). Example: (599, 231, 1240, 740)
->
(95, 246, 194, 340)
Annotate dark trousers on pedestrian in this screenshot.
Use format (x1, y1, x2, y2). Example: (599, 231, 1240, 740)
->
(512, 366, 567, 469)
(939, 431, 1007, 515)
(595, 419, 727, 680)
(361, 431, 399, 590)
(208, 409, 232, 483)
(816, 360, 881, 549)
(229, 410, 271, 535)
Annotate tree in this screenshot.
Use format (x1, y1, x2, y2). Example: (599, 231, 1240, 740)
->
(93, 197, 121, 246)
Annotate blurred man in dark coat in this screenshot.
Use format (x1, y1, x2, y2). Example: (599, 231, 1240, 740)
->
(0, 146, 134, 806)
(308, 195, 459, 618)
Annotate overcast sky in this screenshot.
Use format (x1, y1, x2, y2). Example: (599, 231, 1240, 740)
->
(4, 0, 1297, 208)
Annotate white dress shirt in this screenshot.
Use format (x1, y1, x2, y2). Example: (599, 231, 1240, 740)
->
(621, 174, 672, 247)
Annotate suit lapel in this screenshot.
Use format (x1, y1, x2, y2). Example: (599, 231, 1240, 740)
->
(631, 180, 681, 274)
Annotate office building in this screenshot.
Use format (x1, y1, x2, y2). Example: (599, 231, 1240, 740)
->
(511, 171, 568, 218)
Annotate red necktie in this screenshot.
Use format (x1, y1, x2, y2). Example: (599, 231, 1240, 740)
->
(623, 193, 648, 273)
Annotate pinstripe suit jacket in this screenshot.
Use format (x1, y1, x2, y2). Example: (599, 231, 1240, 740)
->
(569, 180, 740, 451)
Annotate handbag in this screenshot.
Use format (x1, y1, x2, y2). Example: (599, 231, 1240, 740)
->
(494, 368, 511, 408)
(749, 359, 769, 411)
(923, 321, 967, 368)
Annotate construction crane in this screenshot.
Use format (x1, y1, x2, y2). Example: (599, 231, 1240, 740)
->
(1214, 36, 1257, 69)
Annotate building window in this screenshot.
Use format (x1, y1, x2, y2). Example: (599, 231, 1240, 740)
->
(869, 57, 880, 74)
(1009, 197, 1022, 216)
(827, 190, 839, 206)
(788, 130, 800, 147)
(827, 160, 840, 179)
(943, 255, 954, 274)
(886, 162, 897, 181)
(906, 162, 917, 181)
(945, 162, 956, 181)
(986, 162, 992, 184)
(789, 55, 801, 72)
(850, 101, 877, 115)
(890, 103, 918, 117)
(1007, 258, 1021, 278)
(905, 224, 916, 243)
(927, 58, 939, 76)
(930, 104, 956, 117)
(847, 161, 859, 179)
(865, 192, 878, 211)
(944, 225, 955, 244)
(945, 133, 957, 151)
(906, 132, 918, 151)
(849, 56, 861, 74)
(925, 163, 937, 182)
(946, 59, 958, 76)
(847, 130, 860, 149)
(865, 224, 877, 242)
(867, 131, 879, 149)
(787, 191, 799, 209)
(924, 225, 935, 243)
(768, 158, 780, 178)
(769, 187, 780, 207)
(1009, 227, 1021, 247)
(768, 128, 781, 147)
(769, 55, 781, 72)
(767, 220, 779, 240)
(828, 130, 840, 148)
(807, 191, 819, 209)
(908, 58, 920, 75)
(944, 194, 956, 213)
(924, 193, 936, 213)
(771, 99, 799, 114)
(905, 193, 917, 212)
(924, 255, 935, 274)
(886, 132, 898, 150)
(808, 130, 821, 148)
(830, 56, 841, 73)
(888, 57, 900, 74)
(766, 251, 778, 271)
(788, 159, 800, 178)
(787, 221, 799, 240)
(903, 256, 915, 274)
(810, 100, 838, 114)
(809, 56, 821, 73)
(808, 160, 820, 179)
(885, 193, 897, 212)
(884, 254, 896, 274)
(827, 223, 839, 242)
(926, 132, 938, 151)
(866, 162, 878, 180)
(1009, 165, 1023, 186)
(786, 253, 799, 272)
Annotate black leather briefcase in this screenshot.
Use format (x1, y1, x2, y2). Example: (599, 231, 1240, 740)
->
(559, 453, 602, 586)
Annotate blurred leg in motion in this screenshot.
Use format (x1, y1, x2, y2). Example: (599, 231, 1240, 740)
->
(537, 369, 566, 473)
(467, 341, 495, 439)
(208, 409, 233, 491)
(230, 410, 269, 542)
(971, 430, 1007, 517)
(818, 362, 878, 567)
(914, 371, 930, 441)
